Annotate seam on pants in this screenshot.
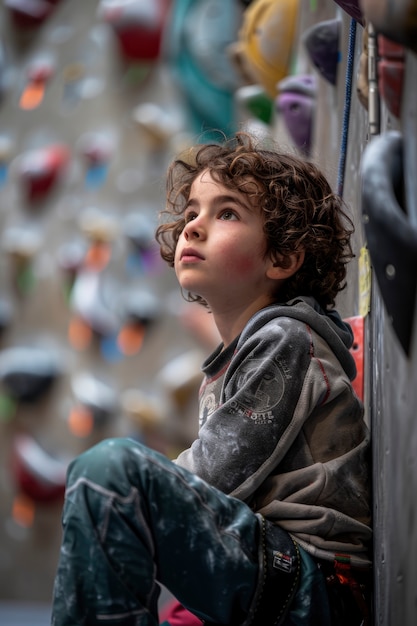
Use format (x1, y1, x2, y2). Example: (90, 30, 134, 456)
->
(65, 477, 158, 620)
(66, 477, 155, 551)
(67, 477, 140, 501)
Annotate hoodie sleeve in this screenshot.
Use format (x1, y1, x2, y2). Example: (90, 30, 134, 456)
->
(175, 317, 325, 499)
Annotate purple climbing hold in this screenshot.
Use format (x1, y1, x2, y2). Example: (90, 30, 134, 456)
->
(278, 74, 317, 97)
(276, 74, 317, 155)
(302, 18, 341, 86)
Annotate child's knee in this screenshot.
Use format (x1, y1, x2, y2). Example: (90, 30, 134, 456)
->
(67, 438, 145, 489)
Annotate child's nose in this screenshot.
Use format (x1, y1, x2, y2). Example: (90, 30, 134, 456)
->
(184, 216, 205, 239)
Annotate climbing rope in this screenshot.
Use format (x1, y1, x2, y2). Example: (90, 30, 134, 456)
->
(337, 18, 357, 197)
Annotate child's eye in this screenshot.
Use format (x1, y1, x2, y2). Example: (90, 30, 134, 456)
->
(184, 211, 197, 223)
(220, 210, 238, 221)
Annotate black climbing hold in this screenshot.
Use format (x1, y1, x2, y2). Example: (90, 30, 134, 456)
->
(361, 131, 417, 355)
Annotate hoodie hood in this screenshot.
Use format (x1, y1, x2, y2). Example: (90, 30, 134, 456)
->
(237, 296, 357, 381)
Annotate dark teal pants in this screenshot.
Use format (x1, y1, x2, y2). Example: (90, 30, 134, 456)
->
(51, 438, 264, 625)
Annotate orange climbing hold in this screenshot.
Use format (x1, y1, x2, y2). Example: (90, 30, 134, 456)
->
(345, 315, 364, 402)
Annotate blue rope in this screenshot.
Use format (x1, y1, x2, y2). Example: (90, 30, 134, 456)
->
(337, 18, 357, 197)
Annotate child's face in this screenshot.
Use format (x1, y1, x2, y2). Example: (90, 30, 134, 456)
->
(174, 169, 278, 312)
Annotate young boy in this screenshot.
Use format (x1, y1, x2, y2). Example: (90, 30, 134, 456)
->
(51, 132, 372, 626)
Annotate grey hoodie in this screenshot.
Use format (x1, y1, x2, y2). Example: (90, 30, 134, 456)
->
(176, 297, 372, 567)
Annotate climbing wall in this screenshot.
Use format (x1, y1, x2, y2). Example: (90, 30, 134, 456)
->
(0, 0, 242, 605)
(362, 33, 417, 626)
(0, 1, 416, 624)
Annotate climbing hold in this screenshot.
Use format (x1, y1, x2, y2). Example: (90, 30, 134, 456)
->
(0, 346, 60, 402)
(360, 131, 417, 355)
(122, 288, 160, 328)
(57, 239, 87, 277)
(165, 0, 242, 137)
(19, 55, 55, 110)
(333, 0, 364, 24)
(235, 84, 274, 125)
(2, 226, 41, 295)
(360, 0, 417, 54)
(121, 388, 162, 432)
(97, 0, 170, 62)
(123, 212, 155, 252)
(11, 434, 67, 503)
(117, 288, 160, 355)
(278, 73, 317, 99)
(344, 316, 365, 401)
(69, 372, 118, 433)
(84, 241, 112, 273)
(377, 36, 405, 119)
(57, 239, 87, 304)
(302, 18, 341, 86)
(157, 350, 204, 412)
(4, 0, 56, 28)
(14, 144, 70, 204)
(233, 0, 300, 98)
(79, 208, 119, 246)
(132, 102, 182, 149)
(77, 132, 114, 189)
(70, 271, 120, 338)
(276, 74, 316, 156)
(123, 212, 161, 274)
(68, 214, 119, 346)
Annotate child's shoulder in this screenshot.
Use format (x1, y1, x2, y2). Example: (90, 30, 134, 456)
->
(238, 298, 356, 377)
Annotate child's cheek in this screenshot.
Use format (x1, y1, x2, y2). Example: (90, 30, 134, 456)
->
(227, 252, 257, 275)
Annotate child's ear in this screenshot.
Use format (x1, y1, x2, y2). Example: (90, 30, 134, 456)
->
(266, 250, 305, 280)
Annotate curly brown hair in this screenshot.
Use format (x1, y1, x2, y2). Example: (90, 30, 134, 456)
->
(156, 132, 354, 309)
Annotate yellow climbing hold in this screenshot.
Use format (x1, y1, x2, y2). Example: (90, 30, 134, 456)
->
(236, 0, 300, 98)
